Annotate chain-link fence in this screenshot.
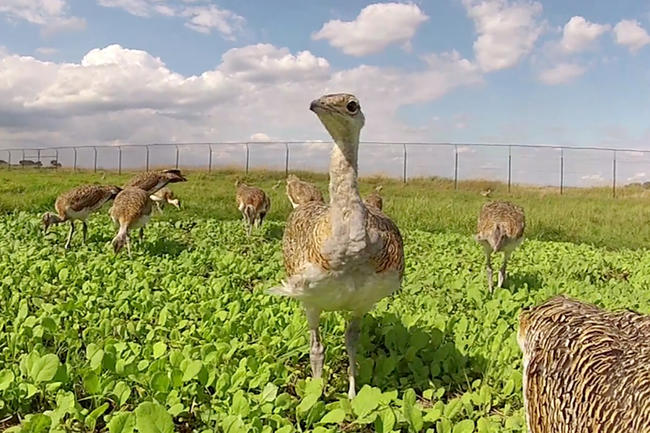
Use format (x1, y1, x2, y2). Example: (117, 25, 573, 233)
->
(2, 142, 649, 196)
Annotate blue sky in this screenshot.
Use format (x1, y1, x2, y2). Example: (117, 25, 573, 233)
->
(0, 1, 649, 184)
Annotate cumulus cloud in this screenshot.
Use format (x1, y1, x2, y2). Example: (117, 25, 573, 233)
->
(537, 63, 585, 85)
(312, 2, 428, 56)
(613, 19, 650, 52)
(97, 0, 245, 38)
(0, 43, 482, 149)
(0, 0, 86, 34)
(462, 0, 544, 72)
(559, 16, 610, 53)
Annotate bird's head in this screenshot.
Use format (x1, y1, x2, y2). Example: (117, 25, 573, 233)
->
(162, 169, 187, 183)
(112, 234, 127, 254)
(41, 212, 55, 233)
(169, 198, 181, 210)
(109, 185, 122, 199)
(310, 93, 365, 146)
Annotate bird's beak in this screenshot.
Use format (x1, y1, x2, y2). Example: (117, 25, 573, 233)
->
(310, 99, 324, 113)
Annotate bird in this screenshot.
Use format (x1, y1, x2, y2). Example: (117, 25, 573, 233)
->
(42, 184, 122, 249)
(285, 174, 324, 208)
(124, 169, 187, 195)
(109, 187, 153, 257)
(363, 185, 383, 210)
(518, 295, 650, 433)
(150, 187, 181, 214)
(270, 93, 405, 399)
(480, 187, 492, 197)
(235, 180, 271, 235)
(475, 201, 525, 292)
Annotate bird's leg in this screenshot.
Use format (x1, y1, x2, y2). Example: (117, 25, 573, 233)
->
(345, 315, 362, 399)
(126, 235, 132, 259)
(306, 307, 324, 379)
(156, 202, 163, 214)
(498, 252, 510, 288)
(139, 227, 144, 241)
(65, 221, 75, 250)
(82, 221, 88, 245)
(486, 252, 493, 293)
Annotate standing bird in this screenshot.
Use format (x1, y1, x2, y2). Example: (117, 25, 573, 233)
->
(480, 187, 492, 198)
(363, 185, 383, 211)
(475, 201, 525, 292)
(518, 296, 650, 433)
(109, 188, 153, 256)
(270, 94, 404, 398)
(124, 169, 187, 195)
(42, 185, 121, 249)
(285, 174, 324, 208)
(150, 187, 181, 214)
(235, 180, 271, 235)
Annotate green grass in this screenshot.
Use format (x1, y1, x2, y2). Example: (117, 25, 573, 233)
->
(1, 168, 648, 249)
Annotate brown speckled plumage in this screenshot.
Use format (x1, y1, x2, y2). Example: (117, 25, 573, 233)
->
(150, 187, 180, 212)
(124, 169, 186, 194)
(109, 187, 153, 255)
(475, 200, 525, 291)
(42, 184, 121, 249)
(519, 296, 650, 433)
(363, 186, 383, 210)
(236, 181, 270, 235)
(286, 174, 324, 207)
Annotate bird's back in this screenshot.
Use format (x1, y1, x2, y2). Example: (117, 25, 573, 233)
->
(55, 185, 116, 217)
(286, 178, 324, 206)
(111, 188, 152, 225)
(477, 201, 525, 240)
(236, 184, 269, 211)
(519, 296, 650, 433)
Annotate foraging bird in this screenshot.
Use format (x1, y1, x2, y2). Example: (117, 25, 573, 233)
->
(150, 187, 181, 214)
(475, 201, 525, 292)
(109, 187, 153, 256)
(270, 94, 404, 399)
(363, 185, 383, 210)
(518, 295, 650, 433)
(285, 174, 324, 208)
(42, 184, 121, 249)
(124, 169, 187, 195)
(480, 187, 492, 197)
(235, 180, 271, 235)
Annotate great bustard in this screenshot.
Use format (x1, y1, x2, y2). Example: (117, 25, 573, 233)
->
(150, 187, 181, 214)
(235, 180, 271, 235)
(109, 187, 153, 256)
(480, 187, 492, 198)
(270, 94, 405, 398)
(286, 174, 324, 208)
(363, 185, 383, 210)
(124, 169, 187, 195)
(42, 185, 121, 249)
(475, 201, 525, 292)
(518, 295, 650, 433)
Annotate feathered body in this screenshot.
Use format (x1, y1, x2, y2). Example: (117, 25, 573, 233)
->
(150, 187, 180, 213)
(285, 174, 324, 208)
(475, 201, 525, 291)
(42, 184, 121, 249)
(124, 169, 186, 194)
(109, 188, 153, 255)
(519, 296, 650, 433)
(363, 186, 383, 211)
(271, 93, 404, 398)
(235, 182, 270, 235)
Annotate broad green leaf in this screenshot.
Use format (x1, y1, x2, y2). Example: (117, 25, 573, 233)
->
(453, 419, 475, 433)
(28, 353, 60, 383)
(151, 372, 170, 393)
(319, 408, 345, 424)
(351, 386, 382, 418)
(181, 360, 202, 382)
(135, 402, 174, 433)
(85, 403, 109, 430)
(152, 342, 167, 359)
(375, 408, 396, 433)
(108, 412, 135, 433)
(0, 369, 14, 391)
(402, 389, 423, 433)
(260, 382, 278, 403)
(114, 381, 131, 406)
(21, 414, 51, 433)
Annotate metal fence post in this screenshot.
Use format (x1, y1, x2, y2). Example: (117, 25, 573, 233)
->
(145, 145, 150, 172)
(118, 146, 122, 175)
(402, 143, 407, 183)
(245, 143, 250, 174)
(55, 150, 58, 170)
(6, 151, 10, 170)
(612, 150, 617, 198)
(21, 149, 25, 169)
(560, 147, 564, 195)
(208, 145, 213, 172)
(175, 145, 179, 169)
(507, 145, 512, 193)
(285, 143, 290, 177)
(454, 144, 459, 190)
(93, 147, 98, 172)
(37, 149, 41, 166)
(73, 147, 77, 172)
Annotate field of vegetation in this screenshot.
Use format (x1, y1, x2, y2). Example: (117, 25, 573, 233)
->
(1, 169, 649, 432)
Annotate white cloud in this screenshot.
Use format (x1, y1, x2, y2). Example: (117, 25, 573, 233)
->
(35, 47, 59, 56)
(97, 0, 245, 38)
(312, 2, 428, 56)
(0, 43, 481, 149)
(462, 0, 544, 72)
(613, 19, 650, 52)
(0, 0, 86, 33)
(560, 16, 610, 53)
(537, 63, 585, 85)
(250, 133, 271, 142)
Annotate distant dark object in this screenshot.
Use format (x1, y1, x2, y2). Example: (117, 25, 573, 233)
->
(19, 160, 42, 167)
(0, 160, 7, 166)
(643, 181, 650, 189)
(50, 160, 62, 168)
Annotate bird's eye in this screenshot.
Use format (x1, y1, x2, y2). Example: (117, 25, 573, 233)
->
(346, 101, 358, 113)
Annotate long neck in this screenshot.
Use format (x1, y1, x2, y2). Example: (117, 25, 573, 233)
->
(329, 137, 361, 207)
